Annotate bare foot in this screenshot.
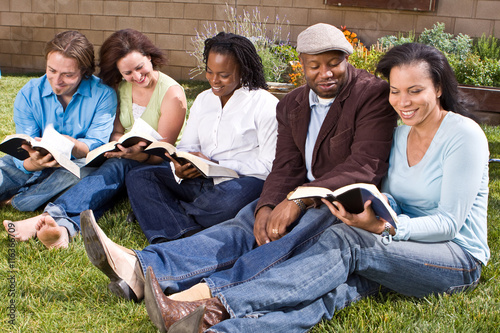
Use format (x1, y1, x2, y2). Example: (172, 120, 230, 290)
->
(35, 215, 69, 249)
(3, 214, 45, 241)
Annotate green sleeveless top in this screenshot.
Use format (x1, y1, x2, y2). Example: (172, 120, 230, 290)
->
(118, 71, 182, 132)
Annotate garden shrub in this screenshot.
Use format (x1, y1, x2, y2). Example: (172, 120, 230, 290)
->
(376, 22, 500, 87)
(258, 47, 288, 82)
(377, 31, 415, 48)
(418, 22, 473, 60)
(449, 54, 500, 87)
(475, 34, 500, 61)
(188, 5, 293, 83)
(348, 44, 385, 74)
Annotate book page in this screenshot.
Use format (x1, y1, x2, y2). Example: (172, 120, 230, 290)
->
(84, 141, 120, 167)
(129, 118, 163, 141)
(175, 151, 239, 178)
(144, 141, 177, 156)
(289, 183, 398, 228)
(47, 148, 81, 178)
(36, 124, 74, 159)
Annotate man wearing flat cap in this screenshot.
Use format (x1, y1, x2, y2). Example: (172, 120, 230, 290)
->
(79, 23, 397, 332)
(252, 22, 397, 245)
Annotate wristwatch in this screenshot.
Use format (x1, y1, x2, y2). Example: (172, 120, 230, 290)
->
(382, 221, 392, 235)
(381, 221, 393, 245)
(292, 198, 307, 212)
(287, 190, 307, 212)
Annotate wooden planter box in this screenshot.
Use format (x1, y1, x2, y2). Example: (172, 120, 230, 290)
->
(267, 82, 296, 100)
(458, 85, 500, 126)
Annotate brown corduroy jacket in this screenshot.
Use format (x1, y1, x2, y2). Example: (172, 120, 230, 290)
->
(256, 64, 398, 213)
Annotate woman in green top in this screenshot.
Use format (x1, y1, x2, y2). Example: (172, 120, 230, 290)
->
(8, 29, 187, 249)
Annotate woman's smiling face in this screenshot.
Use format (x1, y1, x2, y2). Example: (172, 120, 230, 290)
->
(116, 50, 154, 87)
(205, 51, 241, 107)
(389, 61, 442, 127)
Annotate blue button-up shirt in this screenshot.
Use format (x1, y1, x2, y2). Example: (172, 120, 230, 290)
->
(12, 74, 117, 172)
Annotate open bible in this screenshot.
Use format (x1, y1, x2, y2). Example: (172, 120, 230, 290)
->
(144, 141, 239, 179)
(288, 183, 398, 228)
(84, 118, 163, 167)
(0, 124, 80, 177)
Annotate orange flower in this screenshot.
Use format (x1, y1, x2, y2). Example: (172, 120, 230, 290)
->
(288, 61, 305, 87)
(341, 27, 364, 48)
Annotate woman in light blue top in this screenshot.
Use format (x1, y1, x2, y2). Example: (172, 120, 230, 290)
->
(133, 43, 489, 332)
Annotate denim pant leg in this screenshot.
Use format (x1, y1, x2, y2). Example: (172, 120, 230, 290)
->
(127, 162, 207, 242)
(127, 163, 264, 243)
(0, 155, 32, 201)
(135, 204, 336, 295)
(12, 167, 83, 212)
(209, 275, 381, 333)
(207, 223, 481, 332)
(134, 199, 260, 293)
(44, 158, 141, 236)
(180, 176, 264, 229)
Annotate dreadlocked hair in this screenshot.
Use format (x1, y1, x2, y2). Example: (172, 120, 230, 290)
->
(203, 32, 268, 90)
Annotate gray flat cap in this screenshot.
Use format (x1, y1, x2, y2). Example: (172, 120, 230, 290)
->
(296, 23, 353, 55)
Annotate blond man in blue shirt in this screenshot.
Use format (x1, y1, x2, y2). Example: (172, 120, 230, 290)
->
(2, 31, 116, 239)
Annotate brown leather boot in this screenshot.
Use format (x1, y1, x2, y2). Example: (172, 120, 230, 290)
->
(144, 266, 230, 332)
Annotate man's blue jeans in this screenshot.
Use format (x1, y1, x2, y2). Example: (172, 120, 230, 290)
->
(135, 200, 482, 333)
(126, 163, 264, 243)
(45, 157, 142, 236)
(0, 155, 91, 211)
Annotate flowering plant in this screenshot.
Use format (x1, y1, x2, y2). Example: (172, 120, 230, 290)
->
(189, 5, 292, 82)
(288, 61, 305, 87)
(341, 26, 367, 52)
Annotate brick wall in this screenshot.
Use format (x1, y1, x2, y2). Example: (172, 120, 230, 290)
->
(1, 0, 499, 80)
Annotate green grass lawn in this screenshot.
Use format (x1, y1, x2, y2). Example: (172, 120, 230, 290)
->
(0, 75, 498, 332)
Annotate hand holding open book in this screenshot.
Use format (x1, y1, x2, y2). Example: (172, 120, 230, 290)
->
(84, 118, 164, 167)
(288, 183, 398, 229)
(144, 141, 239, 179)
(84, 118, 238, 179)
(0, 124, 80, 178)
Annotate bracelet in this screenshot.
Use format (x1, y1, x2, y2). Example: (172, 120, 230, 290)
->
(383, 221, 391, 234)
(292, 199, 307, 213)
(381, 221, 392, 245)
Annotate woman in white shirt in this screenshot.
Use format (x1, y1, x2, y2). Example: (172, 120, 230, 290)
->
(125, 32, 279, 244)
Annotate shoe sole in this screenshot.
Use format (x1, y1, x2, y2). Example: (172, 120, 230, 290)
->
(168, 305, 205, 333)
(80, 210, 138, 302)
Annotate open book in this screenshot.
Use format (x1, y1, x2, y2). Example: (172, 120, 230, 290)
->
(0, 124, 80, 178)
(144, 141, 239, 179)
(288, 183, 398, 229)
(85, 118, 163, 167)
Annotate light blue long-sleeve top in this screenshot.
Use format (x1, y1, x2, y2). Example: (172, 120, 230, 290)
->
(305, 89, 334, 182)
(12, 74, 117, 173)
(382, 112, 490, 265)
